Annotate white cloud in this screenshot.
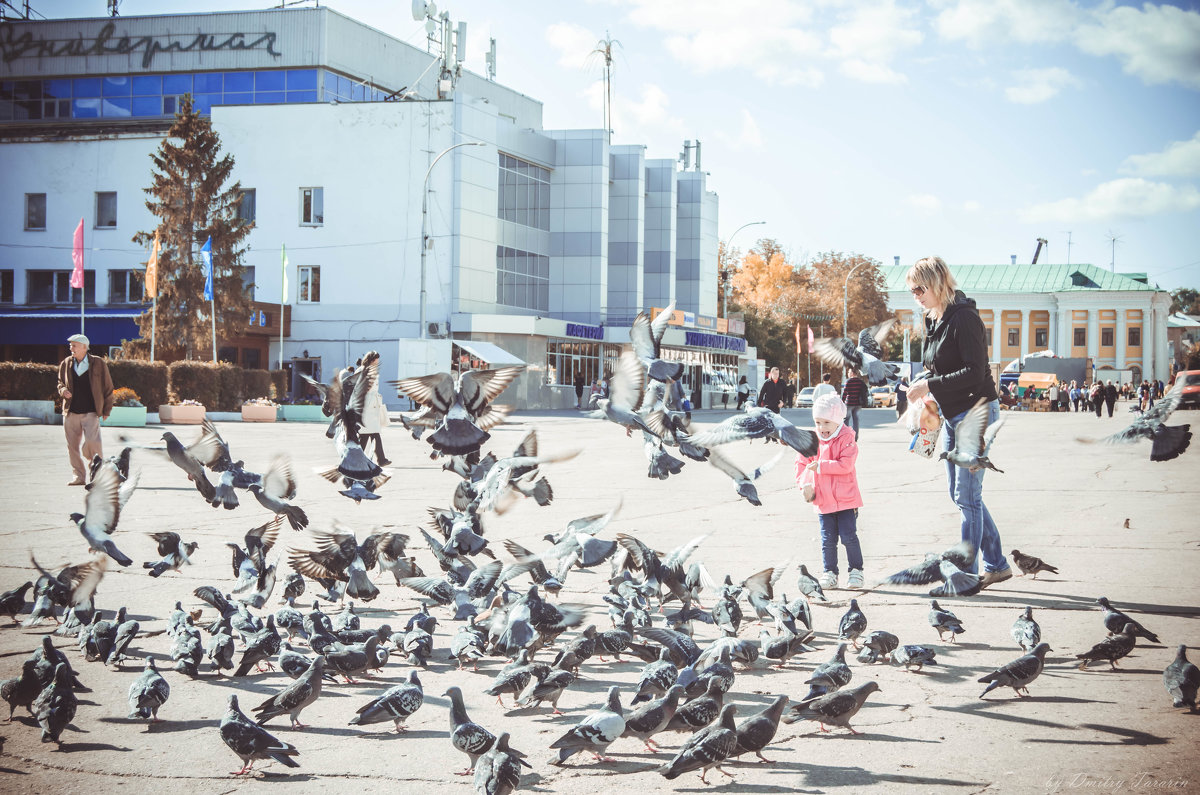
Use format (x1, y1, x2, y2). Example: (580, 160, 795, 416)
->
(829, 0, 923, 62)
(1074, 4, 1200, 89)
(1020, 178, 1200, 223)
(963, 200, 981, 213)
(545, 22, 602, 69)
(906, 194, 942, 213)
(1004, 67, 1081, 104)
(1121, 132, 1200, 177)
(933, 0, 1079, 47)
(839, 59, 907, 85)
(737, 109, 763, 149)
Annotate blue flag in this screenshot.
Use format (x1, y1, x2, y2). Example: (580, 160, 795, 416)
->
(200, 237, 213, 301)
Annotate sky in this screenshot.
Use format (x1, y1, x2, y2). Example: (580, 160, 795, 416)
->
(35, 0, 1200, 292)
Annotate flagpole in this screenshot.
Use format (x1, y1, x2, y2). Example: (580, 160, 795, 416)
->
(807, 325, 811, 388)
(211, 295, 217, 362)
(279, 244, 287, 371)
(150, 293, 157, 361)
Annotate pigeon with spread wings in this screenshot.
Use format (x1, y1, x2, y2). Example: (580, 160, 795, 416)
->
(708, 447, 782, 507)
(684, 407, 818, 456)
(587, 349, 663, 437)
(247, 455, 308, 530)
(391, 365, 524, 456)
(1085, 380, 1192, 462)
(630, 303, 686, 383)
(940, 398, 1005, 473)
(882, 541, 982, 597)
(288, 524, 384, 602)
(70, 460, 132, 566)
(811, 319, 899, 385)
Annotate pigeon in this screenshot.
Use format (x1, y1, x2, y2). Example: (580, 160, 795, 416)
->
(684, 646, 736, 697)
(979, 643, 1052, 698)
(32, 635, 84, 691)
(1077, 624, 1138, 670)
(325, 635, 380, 682)
(804, 643, 853, 696)
(665, 678, 725, 733)
(741, 566, 786, 625)
(281, 571, 305, 602)
(892, 645, 938, 672)
(796, 564, 829, 603)
(207, 620, 236, 674)
(105, 608, 140, 667)
(349, 670, 424, 732)
(811, 319, 899, 385)
(838, 599, 868, 648)
(586, 350, 663, 437)
(288, 524, 382, 602)
(1092, 381, 1192, 461)
(32, 662, 77, 744)
(1010, 549, 1058, 578)
(69, 463, 132, 566)
(659, 703, 739, 783)
(616, 533, 709, 610)
(759, 627, 814, 668)
(685, 407, 819, 456)
(883, 541, 981, 597)
(127, 657, 170, 721)
(161, 427, 218, 502)
(732, 694, 789, 763)
(939, 398, 1005, 473)
(1012, 607, 1041, 652)
(445, 685, 497, 775)
(622, 684, 685, 753)
(27, 554, 107, 616)
(1096, 597, 1159, 643)
(707, 447, 782, 506)
(220, 694, 300, 776)
(515, 662, 577, 714)
(1163, 645, 1200, 710)
(784, 680, 881, 734)
(0, 581, 33, 624)
(630, 303, 686, 383)
(143, 532, 198, 577)
(234, 616, 281, 676)
(392, 365, 525, 455)
(549, 686, 625, 765)
(712, 590, 743, 637)
(929, 600, 965, 642)
(638, 626, 703, 668)
(2, 659, 41, 720)
(252, 655, 325, 727)
(632, 647, 680, 704)
(856, 630, 900, 664)
(247, 456, 308, 531)
(473, 732, 529, 795)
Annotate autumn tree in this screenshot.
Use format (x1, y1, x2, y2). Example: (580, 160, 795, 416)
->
(1170, 287, 1200, 314)
(125, 95, 253, 360)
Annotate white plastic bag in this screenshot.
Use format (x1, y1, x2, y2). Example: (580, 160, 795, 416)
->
(903, 396, 942, 460)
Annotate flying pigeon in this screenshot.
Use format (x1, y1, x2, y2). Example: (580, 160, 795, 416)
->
(939, 398, 1005, 473)
(220, 694, 300, 776)
(684, 407, 819, 456)
(1076, 623, 1138, 670)
(1012, 607, 1041, 652)
(392, 365, 525, 455)
(811, 319, 899, 385)
(246, 456, 308, 531)
(69, 462, 132, 566)
(929, 600, 965, 642)
(587, 350, 664, 437)
(979, 643, 1052, 698)
(161, 426, 219, 502)
(630, 303, 685, 383)
(784, 680, 881, 734)
(127, 657, 170, 721)
(658, 703, 739, 783)
(707, 447, 782, 506)
(1010, 549, 1058, 578)
(1163, 645, 1199, 710)
(1096, 597, 1159, 643)
(349, 670, 423, 732)
(27, 554, 107, 616)
(1088, 380, 1192, 461)
(288, 523, 383, 602)
(143, 531, 198, 577)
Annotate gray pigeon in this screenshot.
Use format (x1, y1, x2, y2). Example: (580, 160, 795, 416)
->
(473, 732, 528, 795)
(143, 531, 198, 577)
(979, 643, 1051, 698)
(515, 663, 576, 715)
(127, 656, 170, 721)
(1163, 645, 1200, 710)
(784, 680, 881, 734)
(1095, 380, 1192, 461)
(2, 659, 41, 720)
(1012, 607, 1041, 652)
(760, 627, 816, 668)
(856, 630, 900, 664)
(732, 694, 788, 763)
(929, 600, 965, 642)
(586, 350, 663, 438)
(220, 694, 299, 776)
(685, 407, 819, 456)
(161, 429, 218, 502)
(804, 642, 852, 697)
(811, 320, 899, 385)
(32, 662, 77, 744)
(665, 677, 725, 733)
(884, 541, 981, 597)
(796, 564, 828, 602)
(252, 655, 325, 727)
(632, 646, 679, 705)
(939, 398, 1004, 473)
(246, 455, 308, 531)
(622, 684, 685, 753)
(1010, 549, 1058, 578)
(548, 686, 625, 765)
(1077, 624, 1137, 670)
(629, 302, 686, 383)
(391, 365, 524, 456)
(69, 463, 132, 566)
(658, 703, 739, 783)
(1096, 597, 1159, 643)
(445, 685, 497, 775)
(349, 670, 423, 732)
(838, 599, 867, 648)
(1, 581, 34, 624)
(892, 645, 938, 672)
(707, 447, 782, 506)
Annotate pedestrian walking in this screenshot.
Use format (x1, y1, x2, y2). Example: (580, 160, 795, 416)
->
(359, 374, 391, 467)
(811, 372, 837, 403)
(735, 376, 750, 410)
(56, 334, 114, 486)
(1104, 380, 1118, 417)
(1070, 381, 1080, 412)
(573, 371, 585, 409)
(840, 369, 868, 441)
(1048, 381, 1059, 412)
(757, 367, 786, 414)
(1092, 382, 1104, 417)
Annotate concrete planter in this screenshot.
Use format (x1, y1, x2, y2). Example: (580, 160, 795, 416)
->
(101, 406, 147, 427)
(241, 404, 279, 422)
(158, 404, 206, 424)
(280, 404, 327, 422)
(0, 399, 56, 424)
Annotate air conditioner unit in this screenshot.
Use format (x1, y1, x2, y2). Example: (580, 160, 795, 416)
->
(427, 321, 448, 338)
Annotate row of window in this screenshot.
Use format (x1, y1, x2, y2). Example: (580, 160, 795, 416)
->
(495, 246, 548, 312)
(498, 153, 550, 231)
(988, 326, 1141, 348)
(20, 187, 321, 231)
(545, 340, 620, 389)
(0, 265, 320, 305)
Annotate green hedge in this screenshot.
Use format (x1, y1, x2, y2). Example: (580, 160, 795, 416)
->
(167, 361, 224, 408)
(108, 360, 168, 410)
(0, 363, 58, 403)
(242, 369, 273, 405)
(270, 369, 287, 400)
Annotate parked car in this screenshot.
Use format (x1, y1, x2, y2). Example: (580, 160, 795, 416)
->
(797, 387, 816, 408)
(870, 386, 896, 408)
(1172, 369, 1200, 409)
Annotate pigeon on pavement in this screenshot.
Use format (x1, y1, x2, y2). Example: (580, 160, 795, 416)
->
(1077, 624, 1138, 670)
(622, 684, 685, 753)
(883, 541, 981, 597)
(731, 695, 788, 764)
(1163, 645, 1199, 710)
(838, 599, 868, 648)
(69, 463, 132, 566)
(473, 732, 529, 795)
(796, 564, 829, 603)
(32, 662, 77, 744)
(784, 680, 881, 734)
(127, 657, 170, 721)
(2, 659, 41, 720)
(445, 685, 497, 775)
(1012, 607, 1042, 652)
(0, 581, 33, 624)
(349, 670, 424, 732)
(892, 645, 938, 672)
(220, 694, 299, 776)
(939, 398, 1005, 473)
(658, 703, 739, 783)
(1096, 597, 1159, 643)
(548, 686, 626, 765)
(665, 678, 725, 733)
(929, 600, 965, 642)
(811, 320, 899, 385)
(252, 655, 325, 727)
(856, 630, 900, 664)
(979, 643, 1052, 698)
(804, 643, 853, 697)
(1010, 550, 1058, 578)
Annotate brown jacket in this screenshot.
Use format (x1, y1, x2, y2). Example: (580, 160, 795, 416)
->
(57, 354, 114, 417)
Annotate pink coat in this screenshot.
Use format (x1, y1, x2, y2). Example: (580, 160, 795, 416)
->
(795, 424, 863, 514)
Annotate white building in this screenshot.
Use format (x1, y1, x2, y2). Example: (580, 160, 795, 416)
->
(0, 7, 745, 408)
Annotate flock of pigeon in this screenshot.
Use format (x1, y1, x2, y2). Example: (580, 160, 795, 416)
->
(0, 305, 1196, 791)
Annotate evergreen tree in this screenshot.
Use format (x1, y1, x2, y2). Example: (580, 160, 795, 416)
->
(126, 95, 253, 360)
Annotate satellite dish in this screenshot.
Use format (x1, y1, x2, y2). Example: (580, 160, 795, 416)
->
(428, 2, 438, 18)
(411, 0, 427, 21)
(425, 17, 436, 34)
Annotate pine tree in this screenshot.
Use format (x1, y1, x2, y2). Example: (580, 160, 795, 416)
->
(127, 95, 253, 360)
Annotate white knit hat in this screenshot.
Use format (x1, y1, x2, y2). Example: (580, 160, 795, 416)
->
(812, 393, 846, 424)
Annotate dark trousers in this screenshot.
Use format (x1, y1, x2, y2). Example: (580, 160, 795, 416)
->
(1094, 399, 1103, 417)
(1105, 398, 1116, 417)
(361, 433, 387, 465)
(818, 508, 863, 574)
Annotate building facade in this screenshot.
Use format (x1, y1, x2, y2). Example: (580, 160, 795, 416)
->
(0, 7, 742, 408)
(883, 263, 1172, 384)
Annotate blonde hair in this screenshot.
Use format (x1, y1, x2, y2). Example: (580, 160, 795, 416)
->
(906, 256, 958, 319)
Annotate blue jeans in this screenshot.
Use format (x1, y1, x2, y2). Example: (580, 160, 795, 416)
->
(819, 508, 863, 574)
(940, 399, 1007, 574)
(844, 406, 861, 440)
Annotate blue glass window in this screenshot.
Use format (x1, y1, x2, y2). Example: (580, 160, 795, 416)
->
(192, 94, 217, 114)
(163, 96, 177, 115)
(286, 90, 317, 103)
(132, 96, 161, 116)
(131, 75, 161, 95)
(254, 92, 284, 104)
(163, 74, 192, 94)
(15, 80, 41, 99)
(73, 98, 101, 117)
(286, 69, 317, 91)
(102, 97, 131, 117)
(224, 92, 253, 105)
(255, 71, 285, 91)
(194, 73, 223, 93)
(224, 72, 254, 93)
(103, 76, 130, 96)
(45, 79, 71, 98)
(73, 78, 102, 98)
(352, 82, 366, 101)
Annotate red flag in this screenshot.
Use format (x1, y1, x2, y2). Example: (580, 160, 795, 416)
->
(794, 322, 801, 353)
(807, 324, 815, 353)
(70, 218, 85, 288)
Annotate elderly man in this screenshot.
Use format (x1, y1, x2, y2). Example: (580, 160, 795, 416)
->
(56, 334, 113, 486)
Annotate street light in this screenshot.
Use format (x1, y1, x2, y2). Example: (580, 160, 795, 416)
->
(720, 220, 765, 317)
(420, 140, 485, 339)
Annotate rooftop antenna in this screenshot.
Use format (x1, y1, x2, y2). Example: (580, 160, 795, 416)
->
(486, 38, 497, 81)
(107, 0, 120, 16)
(1107, 230, 1122, 273)
(589, 32, 620, 142)
(1062, 231, 1073, 266)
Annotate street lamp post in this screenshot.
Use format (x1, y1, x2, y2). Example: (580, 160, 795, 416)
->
(420, 140, 485, 339)
(720, 220, 765, 317)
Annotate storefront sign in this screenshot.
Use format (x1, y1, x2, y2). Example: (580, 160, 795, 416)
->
(683, 311, 696, 326)
(650, 307, 686, 326)
(685, 331, 747, 352)
(727, 318, 745, 335)
(1, 22, 282, 69)
(565, 322, 603, 340)
(695, 314, 716, 330)
(716, 318, 728, 333)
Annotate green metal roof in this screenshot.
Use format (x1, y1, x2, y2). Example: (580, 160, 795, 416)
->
(883, 263, 1159, 294)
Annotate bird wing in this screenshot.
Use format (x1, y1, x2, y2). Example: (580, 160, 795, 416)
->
(615, 533, 660, 573)
(664, 535, 708, 570)
(609, 350, 649, 413)
(287, 551, 342, 583)
(749, 451, 784, 481)
(460, 366, 526, 416)
(395, 577, 453, 600)
(741, 567, 776, 600)
(859, 318, 896, 359)
(188, 419, 234, 472)
(811, 336, 861, 370)
(884, 555, 942, 585)
(83, 462, 122, 536)
(149, 532, 182, 557)
(629, 310, 658, 361)
(954, 399, 990, 457)
(685, 415, 753, 448)
(707, 446, 749, 481)
(194, 585, 234, 615)
(476, 404, 514, 432)
(117, 468, 140, 509)
(245, 517, 284, 568)
(648, 301, 675, 349)
(391, 372, 456, 412)
(465, 560, 504, 598)
(1101, 386, 1184, 445)
(261, 455, 298, 500)
(940, 541, 977, 572)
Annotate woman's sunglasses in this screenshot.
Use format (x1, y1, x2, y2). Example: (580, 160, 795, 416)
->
(910, 285, 926, 297)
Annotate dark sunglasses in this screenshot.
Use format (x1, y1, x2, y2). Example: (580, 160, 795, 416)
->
(909, 285, 926, 297)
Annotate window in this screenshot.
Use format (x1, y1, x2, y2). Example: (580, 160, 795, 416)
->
(242, 348, 262, 369)
(1074, 328, 1086, 347)
(27, 270, 94, 304)
(298, 265, 320, 303)
(218, 346, 238, 364)
(545, 340, 620, 388)
(1128, 327, 1141, 346)
(1007, 328, 1019, 347)
(495, 246, 549, 312)
(497, 153, 550, 231)
(95, 191, 117, 228)
(108, 270, 143, 304)
(237, 188, 256, 223)
(1101, 327, 1114, 347)
(25, 193, 46, 230)
(300, 187, 323, 225)
(1035, 328, 1048, 348)
(0, 270, 13, 303)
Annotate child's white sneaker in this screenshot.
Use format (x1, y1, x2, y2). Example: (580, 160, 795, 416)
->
(819, 570, 838, 589)
(847, 569, 865, 589)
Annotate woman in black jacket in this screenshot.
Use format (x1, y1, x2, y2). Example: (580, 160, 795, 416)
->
(903, 256, 1012, 590)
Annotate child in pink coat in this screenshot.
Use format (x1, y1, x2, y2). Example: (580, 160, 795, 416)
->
(796, 393, 865, 589)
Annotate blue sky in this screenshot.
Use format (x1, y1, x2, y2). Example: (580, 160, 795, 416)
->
(42, 0, 1200, 292)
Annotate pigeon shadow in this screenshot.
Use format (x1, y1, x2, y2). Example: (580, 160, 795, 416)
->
(57, 742, 132, 753)
(772, 760, 986, 789)
(0, 767, 29, 775)
(352, 728, 442, 740)
(269, 725, 358, 737)
(249, 772, 318, 782)
(1026, 723, 1168, 746)
(930, 701, 1075, 730)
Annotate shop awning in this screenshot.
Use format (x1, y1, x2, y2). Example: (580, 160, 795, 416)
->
(453, 340, 525, 367)
(1017, 372, 1057, 388)
(0, 308, 142, 347)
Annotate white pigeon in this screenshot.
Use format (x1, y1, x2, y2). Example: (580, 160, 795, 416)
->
(940, 398, 1005, 473)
